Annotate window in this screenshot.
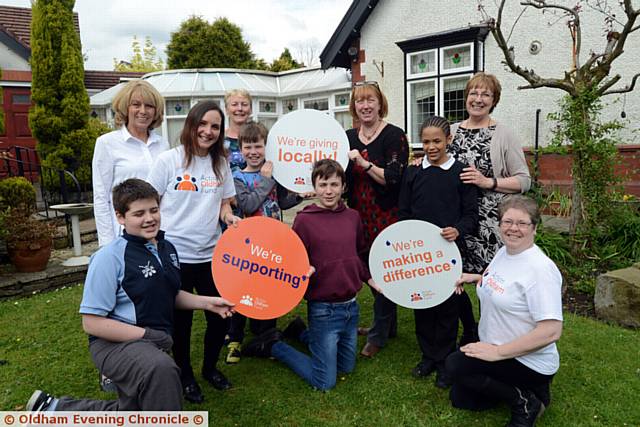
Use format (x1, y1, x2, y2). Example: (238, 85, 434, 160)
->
(334, 93, 350, 108)
(303, 98, 329, 111)
(166, 118, 185, 148)
(334, 111, 352, 130)
(442, 75, 471, 123)
(440, 43, 473, 74)
(407, 80, 437, 144)
(12, 94, 31, 105)
(257, 117, 277, 130)
(282, 98, 298, 113)
(166, 99, 190, 116)
(398, 27, 488, 147)
(407, 50, 437, 78)
(259, 100, 277, 114)
(90, 108, 107, 123)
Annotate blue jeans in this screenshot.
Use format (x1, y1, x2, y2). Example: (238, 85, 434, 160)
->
(271, 299, 359, 391)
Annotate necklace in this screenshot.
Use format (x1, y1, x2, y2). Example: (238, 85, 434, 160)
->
(361, 120, 383, 142)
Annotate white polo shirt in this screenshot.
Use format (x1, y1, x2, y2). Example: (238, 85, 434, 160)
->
(92, 127, 169, 246)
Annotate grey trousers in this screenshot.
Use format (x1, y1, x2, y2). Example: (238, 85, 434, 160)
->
(56, 336, 182, 411)
(366, 291, 397, 347)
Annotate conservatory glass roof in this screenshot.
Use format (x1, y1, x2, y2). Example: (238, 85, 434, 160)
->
(90, 67, 352, 106)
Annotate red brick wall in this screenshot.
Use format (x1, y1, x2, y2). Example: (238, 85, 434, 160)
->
(524, 145, 640, 196)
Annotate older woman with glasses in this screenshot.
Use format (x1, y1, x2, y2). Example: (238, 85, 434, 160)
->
(448, 72, 532, 346)
(446, 195, 562, 427)
(345, 81, 409, 358)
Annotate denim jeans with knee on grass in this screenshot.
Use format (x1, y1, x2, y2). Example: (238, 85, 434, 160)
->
(271, 298, 359, 391)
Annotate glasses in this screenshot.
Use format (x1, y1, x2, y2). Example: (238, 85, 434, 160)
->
(468, 91, 493, 100)
(353, 80, 379, 89)
(499, 219, 533, 229)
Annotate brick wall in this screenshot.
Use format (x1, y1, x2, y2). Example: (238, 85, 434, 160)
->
(525, 145, 640, 196)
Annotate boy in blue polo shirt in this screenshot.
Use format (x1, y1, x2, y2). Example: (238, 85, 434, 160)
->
(26, 178, 234, 411)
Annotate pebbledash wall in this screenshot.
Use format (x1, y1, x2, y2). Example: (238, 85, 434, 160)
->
(330, 0, 640, 195)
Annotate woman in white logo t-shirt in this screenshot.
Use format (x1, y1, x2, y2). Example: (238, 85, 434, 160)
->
(147, 100, 241, 404)
(447, 195, 562, 427)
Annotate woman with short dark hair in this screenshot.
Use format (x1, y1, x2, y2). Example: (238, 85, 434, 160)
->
(345, 81, 409, 358)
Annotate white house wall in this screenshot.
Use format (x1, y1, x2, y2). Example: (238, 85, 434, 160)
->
(0, 42, 29, 71)
(358, 0, 640, 147)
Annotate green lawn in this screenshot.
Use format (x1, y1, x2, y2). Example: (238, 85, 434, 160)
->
(1, 285, 639, 426)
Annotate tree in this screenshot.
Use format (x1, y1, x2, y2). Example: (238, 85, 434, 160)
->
(270, 48, 304, 72)
(479, 0, 640, 241)
(166, 16, 261, 69)
(114, 35, 164, 72)
(291, 38, 321, 67)
(29, 0, 93, 183)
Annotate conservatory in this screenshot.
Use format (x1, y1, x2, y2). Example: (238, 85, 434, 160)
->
(89, 67, 354, 147)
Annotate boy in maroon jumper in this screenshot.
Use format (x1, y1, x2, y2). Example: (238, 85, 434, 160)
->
(243, 159, 380, 390)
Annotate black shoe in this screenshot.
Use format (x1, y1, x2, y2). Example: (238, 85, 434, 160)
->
(435, 368, 453, 389)
(507, 388, 545, 427)
(26, 390, 56, 411)
(242, 327, 282, 358)
(412, 360, 436, 378)
(183, 381, 204, 404)
(282, 316, 306, 341)
(202, 368, 232, 391)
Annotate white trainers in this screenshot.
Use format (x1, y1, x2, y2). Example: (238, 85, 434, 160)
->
(26, 390, 56, 412)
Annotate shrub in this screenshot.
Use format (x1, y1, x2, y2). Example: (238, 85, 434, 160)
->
(0, 177, 36, 213)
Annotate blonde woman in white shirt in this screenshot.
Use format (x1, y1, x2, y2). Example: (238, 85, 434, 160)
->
(92, 80, 168, 246)
(447, 195, 563, 427)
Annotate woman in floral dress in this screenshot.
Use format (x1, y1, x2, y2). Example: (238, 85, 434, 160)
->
(345, 81, 409, 358)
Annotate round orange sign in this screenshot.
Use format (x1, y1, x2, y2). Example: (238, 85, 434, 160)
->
(212, 216, 310, 319)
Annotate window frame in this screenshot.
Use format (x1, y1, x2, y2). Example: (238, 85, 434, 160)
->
(406, 48, 438, 79)
(439, 42, 475, 75)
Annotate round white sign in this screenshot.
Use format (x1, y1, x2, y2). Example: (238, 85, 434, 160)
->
(265, 109, 350, 193)
(369, 220, 462, 309)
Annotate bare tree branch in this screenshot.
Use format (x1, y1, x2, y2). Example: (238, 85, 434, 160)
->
(602, 72, 640, 94)
(583, 0, 626, 28)
(489, 0, 576, 95)
(522, 0, 582, 68)
(506, 6, 529, 44)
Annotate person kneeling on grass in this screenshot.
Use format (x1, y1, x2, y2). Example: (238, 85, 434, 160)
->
(242, 159, 380, 391)
(446, 195, 562, 427)
(26, 178, 234, 412)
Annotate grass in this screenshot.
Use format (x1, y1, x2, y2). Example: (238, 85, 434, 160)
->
(1, 285, 639, 426)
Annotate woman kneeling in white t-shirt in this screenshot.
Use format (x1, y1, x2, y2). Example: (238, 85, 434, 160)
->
(447, 195, 562, 427)
(147, 100, 241, 404)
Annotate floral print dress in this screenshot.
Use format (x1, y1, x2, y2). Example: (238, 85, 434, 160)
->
(449, 125, 506, 274)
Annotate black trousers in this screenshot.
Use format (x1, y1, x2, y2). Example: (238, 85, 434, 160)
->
(228, 314, 277, 343)
(446, 350, 554, 411)
(414, 294, 459, 365)
(172, 261, 229, 384)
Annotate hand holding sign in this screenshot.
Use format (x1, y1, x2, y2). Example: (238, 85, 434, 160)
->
(266, 109, 350, 193)
(368, 220, 462, 309)
(212, 217, 310, 319)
